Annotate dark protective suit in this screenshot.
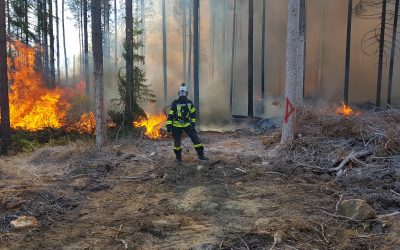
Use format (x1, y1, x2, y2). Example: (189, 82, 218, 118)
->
(166, 96, 205, 161)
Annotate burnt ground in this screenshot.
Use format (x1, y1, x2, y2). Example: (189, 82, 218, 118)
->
(1, 121, 400, 249)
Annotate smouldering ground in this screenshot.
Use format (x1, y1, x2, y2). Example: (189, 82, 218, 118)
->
(1, 123, 400, 249)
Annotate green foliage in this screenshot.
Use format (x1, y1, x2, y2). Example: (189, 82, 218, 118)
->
(110, 19, 155, 125)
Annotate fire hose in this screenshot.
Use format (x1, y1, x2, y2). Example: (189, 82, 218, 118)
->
(163, 105, 189, 152)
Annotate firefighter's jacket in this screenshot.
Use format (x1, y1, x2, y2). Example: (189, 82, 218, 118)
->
(166, 96, 196, 128)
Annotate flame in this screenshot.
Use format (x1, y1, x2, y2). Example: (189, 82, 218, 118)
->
(7, 41, 71, 131)
(336, 102, 354, 117)
(75, 112, 96, 134)
(133, 113, 167, 139)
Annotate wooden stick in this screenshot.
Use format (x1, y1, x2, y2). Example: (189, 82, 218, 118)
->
(329, 150, 371, 173)
(377, 211, 400, 219)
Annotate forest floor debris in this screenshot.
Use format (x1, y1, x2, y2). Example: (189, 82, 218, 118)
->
(0, 109, 400, 249)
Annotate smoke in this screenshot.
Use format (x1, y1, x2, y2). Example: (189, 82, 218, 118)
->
(92, 0, 400, 126)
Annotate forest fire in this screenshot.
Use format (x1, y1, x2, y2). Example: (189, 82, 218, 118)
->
(5, 40, 100, 134)
(133, 113, 167, 139)
(75, 112, 96, 134)
(335, 102, 355, 117)
(7, 41, 70, 131)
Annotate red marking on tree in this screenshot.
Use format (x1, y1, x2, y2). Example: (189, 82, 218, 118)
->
(284, 97, 295, 123)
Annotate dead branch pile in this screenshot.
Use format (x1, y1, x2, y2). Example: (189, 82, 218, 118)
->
(279, 108, 400, 178)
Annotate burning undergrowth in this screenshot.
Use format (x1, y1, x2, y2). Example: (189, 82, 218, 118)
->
(133, 113, 168, 139)
(6, 40, 96, 134)
(4, 41, 166, 143)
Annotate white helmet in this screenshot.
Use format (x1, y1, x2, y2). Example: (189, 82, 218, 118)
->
(178, 83, 188, 97)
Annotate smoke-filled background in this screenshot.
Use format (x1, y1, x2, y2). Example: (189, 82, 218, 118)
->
(63, 0, 400, 123)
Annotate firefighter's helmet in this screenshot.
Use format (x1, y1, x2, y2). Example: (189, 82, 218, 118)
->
(178, 83, 188, 97)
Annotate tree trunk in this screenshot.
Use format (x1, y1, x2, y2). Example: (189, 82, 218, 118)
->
(24, 0, 29, 44)
(49, 0, 56, 88)
(261, 0, 266, 114)
(7, 0, 11, 54)
(78, 2, 82, 77)
(230, 0, 237, 114)
(188, 0, 193, 88)
(376, 0, 387, 107)
(0, 0, 11, 153)
(84, 0, 90, 96)
(114, 0, 118, 69)
(299, 0, 306, 96)
(281, 0, 302, 144)
(222, 0, 227, 86)
(35, 0, 43, 72)
(141, 0, 145, 57)
(210, 0, 215, 82)
(125, 0, 134, 118)
(387, 0, 399, 106)
(317, 0, 326, 92)
(62, 0, 68, 85)
(183, 0, 187, 83)
(80, 1, 84, 77)
(248, 0, 254, 117)
(73, 54, 75, 83)
(91, 0, 106, 148)
(43, 0, 49, 87)
(103, 0, 111, 65)
(344, 0, 353, 105)
(56, 0, 61, 83)
(162, 0, 168, 106)
(193, 0, 200, 120)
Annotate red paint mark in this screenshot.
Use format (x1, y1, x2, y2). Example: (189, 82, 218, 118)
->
(284, 97, 295, 123)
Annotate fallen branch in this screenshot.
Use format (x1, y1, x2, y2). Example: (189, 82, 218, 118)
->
(235, 167, 247, 173)
(353, 233, 387, 239)
(329, 150, 371, 173)
(265, 172, 288, 177)
(390, 189, 400, 197)
(239, 236, 250, 250)
(377, 211, 400, 219)
(335, 194, 343, 212)
(321, 210, 375, 222)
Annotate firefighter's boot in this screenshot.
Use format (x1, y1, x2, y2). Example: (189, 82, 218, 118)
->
(196, 147, 209, 161)
(174, 149, 182, 163)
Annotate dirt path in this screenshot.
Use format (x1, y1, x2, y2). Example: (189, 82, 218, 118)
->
(1, 131, 399, 249)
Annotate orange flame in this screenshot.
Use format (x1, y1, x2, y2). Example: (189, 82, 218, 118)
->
(75, 112, 96, 134)
(7, 41, 71, 131)
(336, 102, 354, 117)
(133, 113, 167, 139)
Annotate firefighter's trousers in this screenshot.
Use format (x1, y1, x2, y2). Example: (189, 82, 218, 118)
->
(173, 126, 204, 159)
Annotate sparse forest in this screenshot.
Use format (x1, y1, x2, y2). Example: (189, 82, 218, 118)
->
(1, 0, 400, 249)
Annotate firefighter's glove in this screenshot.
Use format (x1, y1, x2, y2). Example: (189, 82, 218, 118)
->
(167, 124, 173, 133)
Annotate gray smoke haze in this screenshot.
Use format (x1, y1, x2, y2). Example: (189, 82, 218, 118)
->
(98, 0, 400, 124)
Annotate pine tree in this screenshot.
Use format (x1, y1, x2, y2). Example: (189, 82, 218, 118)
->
(0, 0, 11, 153)
(91, 0, 106, 148)
(281, 0, 303, 144)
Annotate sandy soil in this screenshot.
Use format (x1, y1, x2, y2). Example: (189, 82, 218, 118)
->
(1, 129, 399, 249)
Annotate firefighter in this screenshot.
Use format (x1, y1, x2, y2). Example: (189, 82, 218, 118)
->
(166, 83, 208, 162)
